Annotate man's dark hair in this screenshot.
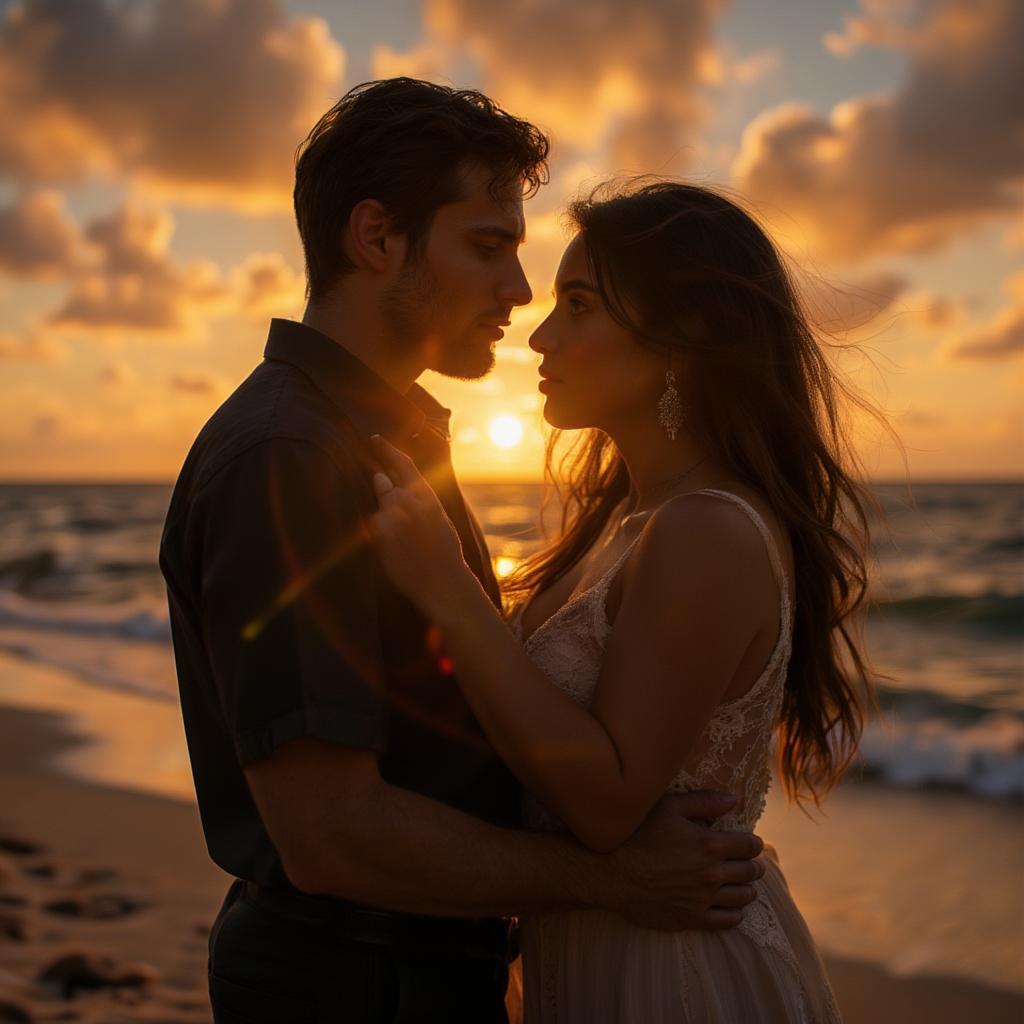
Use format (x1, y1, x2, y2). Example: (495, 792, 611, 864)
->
(294, 78, 550, 300)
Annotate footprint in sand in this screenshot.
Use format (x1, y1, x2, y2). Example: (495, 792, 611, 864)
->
(42, 894, 147, 920)
(38, 951, 159, 999)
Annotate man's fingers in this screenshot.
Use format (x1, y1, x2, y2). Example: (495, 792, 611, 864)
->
(707, 829, 764, 861)
(667, 789, 737, 822)
(720, 858, 765, 885)
(372, 471, 394, 495)
(693, 908, 744, 931)
(710, 884, 757, 908)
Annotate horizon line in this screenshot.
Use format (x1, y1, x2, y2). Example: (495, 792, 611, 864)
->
(0, 476, 1022, 487)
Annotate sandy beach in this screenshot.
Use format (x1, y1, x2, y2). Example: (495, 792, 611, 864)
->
(0, 651, 1021, 1023)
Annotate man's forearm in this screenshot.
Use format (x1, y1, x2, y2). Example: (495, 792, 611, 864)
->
(297, 775, 606, 917)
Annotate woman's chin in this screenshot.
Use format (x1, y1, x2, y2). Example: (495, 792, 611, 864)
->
(541, 400, 587, 431)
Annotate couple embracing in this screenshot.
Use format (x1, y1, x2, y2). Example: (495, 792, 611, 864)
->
(161, 76, 871, 1022)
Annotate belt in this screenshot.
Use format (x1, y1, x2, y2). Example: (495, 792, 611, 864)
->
(241, 881, 519, 963)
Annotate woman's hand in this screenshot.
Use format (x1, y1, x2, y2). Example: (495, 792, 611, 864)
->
(366, 435, 478, 620)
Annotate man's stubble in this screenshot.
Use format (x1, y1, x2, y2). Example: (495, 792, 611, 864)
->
(381, 254, 496, 382)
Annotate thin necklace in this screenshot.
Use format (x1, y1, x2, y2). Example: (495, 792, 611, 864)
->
(618, 456, 708, 530)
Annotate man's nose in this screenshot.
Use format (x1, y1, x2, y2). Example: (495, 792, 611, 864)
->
(499, 259, 533, 308)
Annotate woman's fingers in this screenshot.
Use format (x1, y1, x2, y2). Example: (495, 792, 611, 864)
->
(370, 435, 420, 489)
(373, 471, 394, 495)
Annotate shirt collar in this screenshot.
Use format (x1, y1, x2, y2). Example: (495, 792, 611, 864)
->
(263, 318, 451, 443)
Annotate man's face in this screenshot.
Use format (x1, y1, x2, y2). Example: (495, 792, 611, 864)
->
(382, 163, 532, 380)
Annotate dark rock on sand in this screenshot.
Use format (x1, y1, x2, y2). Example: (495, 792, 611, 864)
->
(76, 866, 119, 885)
(0, 909, 29, 941)
(22, 863, 57, 880)
(0, 837, 44, 857)
(38, 951, 159, 999)
(0, 999, 34, 1023)
(42, 894, 146, 920)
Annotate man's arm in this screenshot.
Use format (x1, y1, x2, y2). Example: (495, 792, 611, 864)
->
(244, 736, 764, 930)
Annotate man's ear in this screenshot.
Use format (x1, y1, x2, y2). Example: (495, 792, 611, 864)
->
(346, 199, 404, 272)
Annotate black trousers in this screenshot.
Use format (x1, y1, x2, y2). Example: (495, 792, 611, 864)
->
(208, 880, 511, 1023)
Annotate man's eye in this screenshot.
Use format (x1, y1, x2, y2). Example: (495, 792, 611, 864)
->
(477, 244, 500, 258)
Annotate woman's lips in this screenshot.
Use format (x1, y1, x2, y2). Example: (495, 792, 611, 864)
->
(538, 377, 561, 393)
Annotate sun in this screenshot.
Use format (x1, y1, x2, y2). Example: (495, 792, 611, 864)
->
(488, 415, 524, 449)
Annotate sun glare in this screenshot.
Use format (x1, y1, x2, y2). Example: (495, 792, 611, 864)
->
(494, 556, 519, 579)
(488, 415, 524, 449)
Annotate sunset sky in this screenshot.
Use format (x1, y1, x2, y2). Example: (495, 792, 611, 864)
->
(0, 0, 1021, 482)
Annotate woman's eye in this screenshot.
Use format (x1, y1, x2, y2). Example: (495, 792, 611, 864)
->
(567, 297, 586, 315)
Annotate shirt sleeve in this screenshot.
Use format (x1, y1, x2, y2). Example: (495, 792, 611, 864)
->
(194, 437, 387, 765)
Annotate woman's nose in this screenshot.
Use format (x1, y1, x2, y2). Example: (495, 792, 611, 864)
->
(529, 314, 557, 353)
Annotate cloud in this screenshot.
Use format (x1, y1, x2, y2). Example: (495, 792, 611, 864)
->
(2, 193, 304, 340)
(170, 371, 224, 395)
(733, 0, 1024, 263)
(944, 271, 1024, 361)
(99, 362, 138, 386)
(370, 41, 450, 82)
(0, 328, 66, 362)
(799, 270, 909, 333)
(0, 189, 86, 278)
(232, 251, 305, 318)
(411, 0, 724, 173)
(0, 0, 345, 210)
(900, 289, 969, 330)
(49, 202, 230, 336)
(730, 49, 780, 85)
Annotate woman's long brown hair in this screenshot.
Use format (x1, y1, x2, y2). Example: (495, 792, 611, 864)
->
(505, 179, 890, 805)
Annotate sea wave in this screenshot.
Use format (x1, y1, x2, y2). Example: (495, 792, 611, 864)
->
(856, 711, 1024, 800)
(872, 592, 1023, 633)
(0, 590, 170, 643)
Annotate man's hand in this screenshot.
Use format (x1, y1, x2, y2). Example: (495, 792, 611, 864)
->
(597, 791, 764, 930)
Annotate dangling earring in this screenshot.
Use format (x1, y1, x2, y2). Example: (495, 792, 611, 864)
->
(658, 369, 683, 441)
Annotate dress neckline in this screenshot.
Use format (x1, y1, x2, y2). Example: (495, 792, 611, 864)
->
(518, 532, 642, 647)
(516, 488, 792, 654)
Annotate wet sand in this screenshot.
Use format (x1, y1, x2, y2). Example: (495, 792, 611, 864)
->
(0, 651, 1021, 1022)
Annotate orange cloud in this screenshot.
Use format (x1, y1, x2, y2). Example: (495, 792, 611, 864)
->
(412, 0, 724, 173)
(232, 251, 305, 319)
(49, 202, 229, 337)
(944, 271, 1024, 361)
(799, 270, 909, 334)
(0, 0, 344, 211)
(0, 189, 85, 278)
(0, 328, 66, 362)
(170, 371, 227, 396)
(733, 0, 1024, 263)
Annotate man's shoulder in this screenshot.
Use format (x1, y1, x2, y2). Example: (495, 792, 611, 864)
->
(173, 360, 364, 505)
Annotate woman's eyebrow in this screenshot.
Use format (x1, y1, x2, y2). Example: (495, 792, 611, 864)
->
(552, 279, 599, 296)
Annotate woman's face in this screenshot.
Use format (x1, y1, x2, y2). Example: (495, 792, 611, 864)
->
(529, 235, 665, 434)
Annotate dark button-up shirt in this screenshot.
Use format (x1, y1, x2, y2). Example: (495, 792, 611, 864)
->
(160, 319, 521, 891)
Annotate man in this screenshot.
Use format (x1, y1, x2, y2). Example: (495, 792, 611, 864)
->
(160, 78, 763, 1022)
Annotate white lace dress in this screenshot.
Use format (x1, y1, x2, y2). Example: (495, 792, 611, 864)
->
(511, 489, 842, 1023)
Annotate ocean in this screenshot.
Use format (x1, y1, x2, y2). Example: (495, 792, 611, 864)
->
(0, 480, 1021, 804)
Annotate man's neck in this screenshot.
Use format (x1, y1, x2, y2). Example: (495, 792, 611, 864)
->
(301, 298, 425, 395)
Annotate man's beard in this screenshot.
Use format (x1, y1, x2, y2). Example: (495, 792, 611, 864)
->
(381, 257, 495, 381)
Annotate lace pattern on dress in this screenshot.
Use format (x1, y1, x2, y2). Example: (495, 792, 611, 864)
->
(514, 489, 812, 1006)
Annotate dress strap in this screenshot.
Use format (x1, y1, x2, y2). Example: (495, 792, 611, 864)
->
(688, 488, 792, 632)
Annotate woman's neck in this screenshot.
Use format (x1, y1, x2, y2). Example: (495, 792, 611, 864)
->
(611, 424, 713, 517)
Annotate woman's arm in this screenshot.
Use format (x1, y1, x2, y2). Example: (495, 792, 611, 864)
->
(369, 438, 774, 852)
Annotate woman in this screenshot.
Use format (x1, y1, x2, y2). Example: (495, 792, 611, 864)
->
(368, 180, 877, 1022)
